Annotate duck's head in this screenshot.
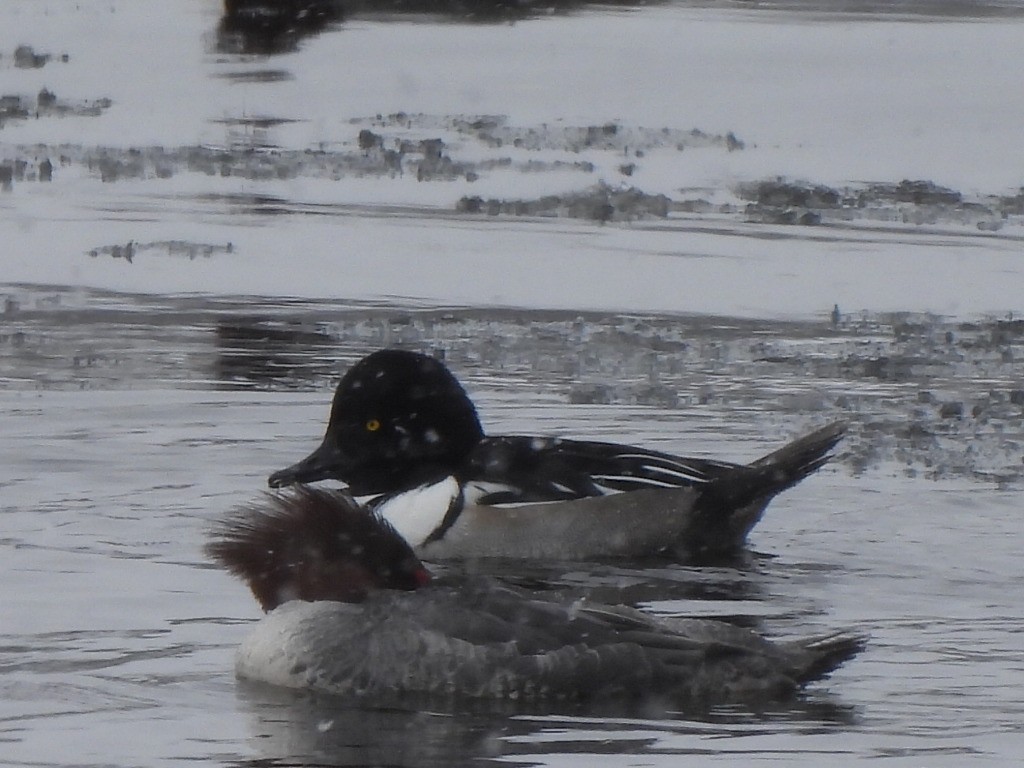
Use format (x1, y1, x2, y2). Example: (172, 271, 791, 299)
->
(268, 349, 484, 494)
(206, 486, 431, 611)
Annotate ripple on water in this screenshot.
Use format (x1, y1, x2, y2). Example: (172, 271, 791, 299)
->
(2, 288, 1024, 765)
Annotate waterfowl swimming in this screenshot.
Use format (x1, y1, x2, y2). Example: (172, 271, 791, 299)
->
(207, 486, 866, 706)
(268, 349, 846, 561)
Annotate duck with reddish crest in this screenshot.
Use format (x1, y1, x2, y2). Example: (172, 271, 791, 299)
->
(207, 487, 866, 705)
(268, 349, 846, 561)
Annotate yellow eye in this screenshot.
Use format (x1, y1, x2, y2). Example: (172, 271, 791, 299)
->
(366, 418, 381, 432)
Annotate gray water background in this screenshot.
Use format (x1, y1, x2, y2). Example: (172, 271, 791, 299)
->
(3, 0, 1024, 765)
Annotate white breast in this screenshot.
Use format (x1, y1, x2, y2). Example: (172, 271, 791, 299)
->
(236, 600, 356, 690)
(373, 476, 461, 547)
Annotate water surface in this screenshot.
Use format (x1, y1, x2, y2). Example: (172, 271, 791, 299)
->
(2, 1, 1024, 765)
(3, 286, 1023, 766)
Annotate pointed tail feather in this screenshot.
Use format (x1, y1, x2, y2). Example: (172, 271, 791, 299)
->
(683, 421, 846, 558)
(789, 630, 868, 684)
(749, 420, 847, 486)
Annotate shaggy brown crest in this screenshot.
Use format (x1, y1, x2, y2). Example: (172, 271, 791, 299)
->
(206, 486, 431, 611)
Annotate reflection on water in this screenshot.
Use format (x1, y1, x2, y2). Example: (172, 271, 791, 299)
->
(6, 284, 1020, 481)
(214, 316, 340, 388)
(233, 684, 863, 768)
(3, 286, 1024, 765)
(214, 0, 661, 54)
(213, 0, 1024, 59)
(215, 0, 1024, 62)
(217, 0, 345, 55)
(695, 0, 1024, 18)
(4, 0, 1024, 762)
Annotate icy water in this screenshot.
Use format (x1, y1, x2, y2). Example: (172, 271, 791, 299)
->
(3, 0, 1024, 766)
(4, 287, 1024, 767)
